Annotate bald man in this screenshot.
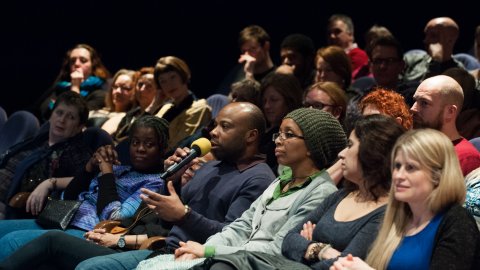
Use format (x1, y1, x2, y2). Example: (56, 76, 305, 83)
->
(411, 75, 480, 176)
(403, 17, 465, 82)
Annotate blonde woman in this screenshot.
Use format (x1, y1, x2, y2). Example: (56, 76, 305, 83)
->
(332, 129, 480, 270)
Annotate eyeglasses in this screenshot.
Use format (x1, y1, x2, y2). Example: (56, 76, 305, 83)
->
(303, 102, 336, 110)
(272, 132, 305, 142)
(371, 58, 401, 66)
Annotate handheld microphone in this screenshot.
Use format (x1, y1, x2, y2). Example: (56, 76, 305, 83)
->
(160, 137, 211, 179)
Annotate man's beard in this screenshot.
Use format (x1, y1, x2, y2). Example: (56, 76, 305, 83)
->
(412, 111, 443, 130)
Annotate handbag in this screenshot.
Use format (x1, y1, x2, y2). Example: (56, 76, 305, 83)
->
(36, 197, 81, 230)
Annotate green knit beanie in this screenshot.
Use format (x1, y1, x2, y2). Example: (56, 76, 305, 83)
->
(284, 108, 346, 169)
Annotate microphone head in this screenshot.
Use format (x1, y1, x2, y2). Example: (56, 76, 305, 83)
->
(191, 138, 211, 157)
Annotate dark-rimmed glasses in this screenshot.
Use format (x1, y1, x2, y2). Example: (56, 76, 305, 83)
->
(272, 132, 305, 142)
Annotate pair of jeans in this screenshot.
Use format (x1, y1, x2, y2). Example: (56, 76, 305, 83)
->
(0, 219, 85, 260)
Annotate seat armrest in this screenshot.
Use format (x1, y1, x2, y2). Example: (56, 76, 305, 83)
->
(139, 236, 166, 250)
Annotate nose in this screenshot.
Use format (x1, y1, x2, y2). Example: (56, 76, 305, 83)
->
(209, 126, 219, 138)
(410, 102, 418, 113)
(338, 147, 346, 159)
(113, 86, 122, 94)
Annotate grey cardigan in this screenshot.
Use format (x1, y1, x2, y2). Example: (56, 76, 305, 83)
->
(205, 170, 337, 256)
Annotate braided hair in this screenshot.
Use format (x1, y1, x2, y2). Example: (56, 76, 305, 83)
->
(129, 115, 169, 151)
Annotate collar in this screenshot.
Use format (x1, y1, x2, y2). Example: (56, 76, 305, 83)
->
(214, 153, 267, 172)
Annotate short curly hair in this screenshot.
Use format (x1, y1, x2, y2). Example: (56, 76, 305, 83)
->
(359, 88, 412, 130)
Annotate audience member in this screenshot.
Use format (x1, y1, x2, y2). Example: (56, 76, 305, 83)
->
(327, 14, 369, 80)
(154, 56, 211, 151)
(259, 72, 303, 175)
(280, 33, 316, 89)
(0, 92, 93, 218)
(217, 25, 275, 93)
(411, 75, 480, 176)
(359, 88, 413, 130)
(35, 44, 111, 121)
(304, 82, 348, 126)
(332, 129, 479, 270)
(315, 46, 352, 92)
(228, 79, 261, 107)
(88, 69, 137, 131)
(364, 24, 393, 53)
(403, 17, 464, 82)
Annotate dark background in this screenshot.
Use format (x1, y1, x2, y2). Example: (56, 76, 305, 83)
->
(1, 1, 477, 116)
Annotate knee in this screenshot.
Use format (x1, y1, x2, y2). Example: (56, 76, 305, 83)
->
(75, 257, 112, 270)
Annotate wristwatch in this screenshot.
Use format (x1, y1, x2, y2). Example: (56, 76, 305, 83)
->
(117, 235, 126, 248)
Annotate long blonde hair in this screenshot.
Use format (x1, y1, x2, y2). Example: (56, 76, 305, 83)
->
(366, 129, 466, 269)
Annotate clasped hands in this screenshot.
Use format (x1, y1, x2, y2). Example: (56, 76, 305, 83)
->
(86, 145, 119, 174)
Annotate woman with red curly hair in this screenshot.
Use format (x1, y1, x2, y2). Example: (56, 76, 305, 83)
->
(359, 88, 413, 130)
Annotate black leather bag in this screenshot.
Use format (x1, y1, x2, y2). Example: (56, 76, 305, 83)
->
(36, 198, 81, 230)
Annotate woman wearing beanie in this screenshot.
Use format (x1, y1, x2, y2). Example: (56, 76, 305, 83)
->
(189, 114, 404, 270)
(131, 108, 347, 270)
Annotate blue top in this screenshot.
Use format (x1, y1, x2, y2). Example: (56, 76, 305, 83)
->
(166, 159, 275, 249)
(388, 212, 445, 270)
(68, 165, 164, 231)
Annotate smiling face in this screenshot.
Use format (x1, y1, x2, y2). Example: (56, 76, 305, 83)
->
(129, 126, 163, 172)
(338, 130, 362, 183)
(69, 48, 92, 78)
(392, 149, 435, 205)
(111, 74, 135, 112)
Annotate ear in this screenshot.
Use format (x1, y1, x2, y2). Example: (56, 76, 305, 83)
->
(332, 106, 343, 119)
(245, 129, 259, 144)
(263, 41, 271, 51)
(443, 104, 458, 123)
(395, 116, 403, 126)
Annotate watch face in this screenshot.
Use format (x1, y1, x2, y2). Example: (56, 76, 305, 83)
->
(117, 235, 126, 248)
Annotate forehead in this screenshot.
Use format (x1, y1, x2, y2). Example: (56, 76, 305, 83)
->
(306, 88, 332, 101)
(414, 82, 441, 99)
(132, 126, 157, 139)
(216, 105, 246, 123)
(280, 118, 302, 132)
(281, 48, 301, 57)
(362, 104, 382, 115)
(241, 40, 260, 50)
(53, 102, 80, 116)
(329, 20, 348, 32)
(70, 48, 91, 59)
(371, 45, 399, 58)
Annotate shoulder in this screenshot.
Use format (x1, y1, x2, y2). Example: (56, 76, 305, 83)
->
(437, 204, 479, 237)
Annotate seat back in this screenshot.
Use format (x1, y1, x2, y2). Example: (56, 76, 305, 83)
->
(0, 106, 7, 131)
(0, 111, 39, 155)
(206, 94, 230, 119)
(453, 53, 480, 71)
(470, 137, 480, 152)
